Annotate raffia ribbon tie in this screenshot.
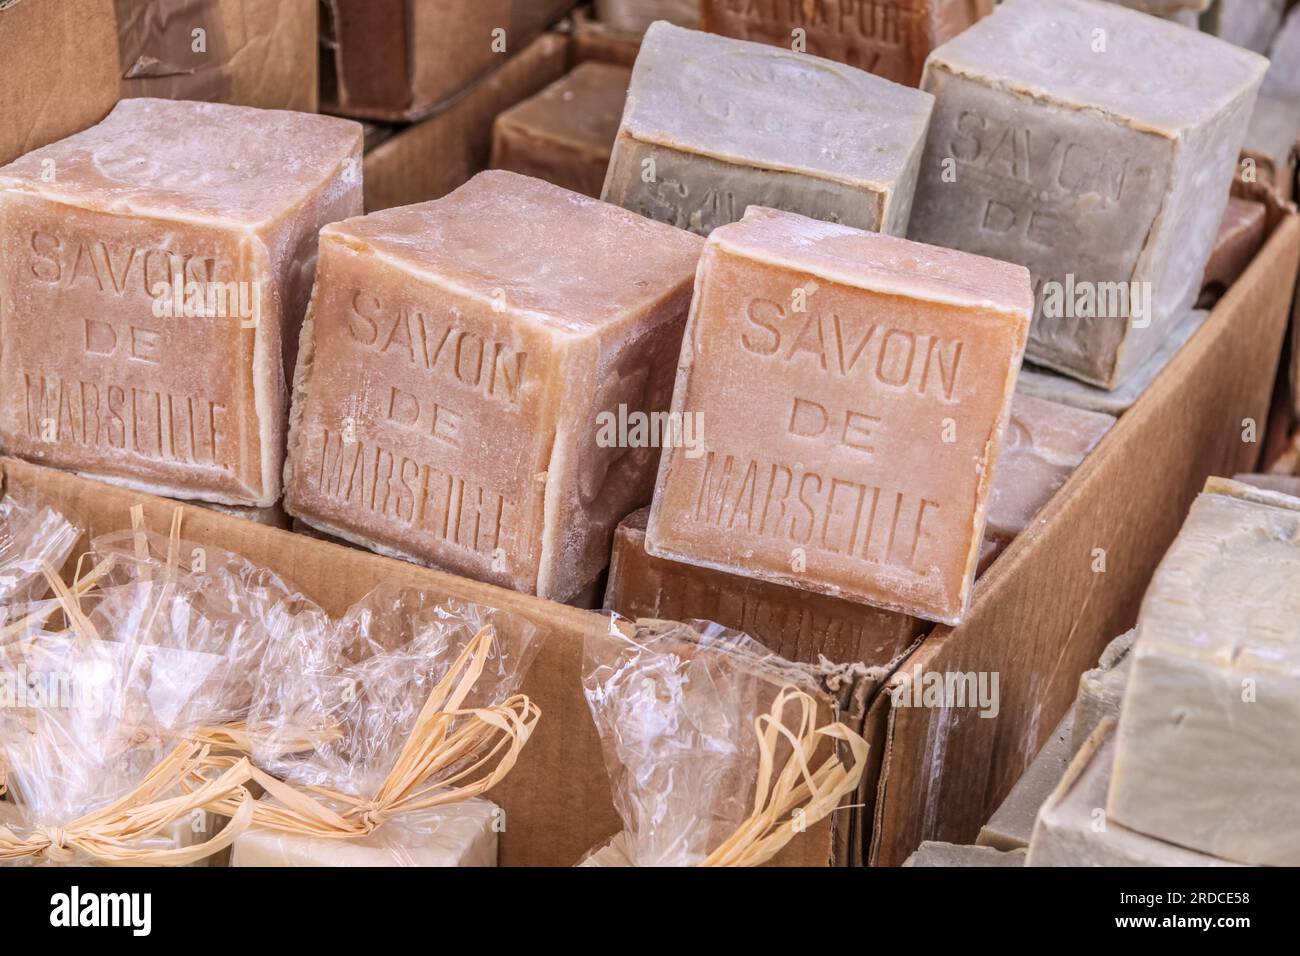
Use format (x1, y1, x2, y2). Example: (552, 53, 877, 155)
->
(0, 741, 256, 866)
(201, 625, 540, 838)
(700, 685, 870, 868)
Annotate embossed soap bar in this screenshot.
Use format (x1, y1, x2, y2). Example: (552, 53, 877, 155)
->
(910, 0, 1266, 388)
(605, 508, 926, 666)
(231, 800, 498, 867)
(986, 395, 1114, 547)
(644, 206, 1032, 624)
(1107, 478, 1300, 866)
(491, 63, 631, 198)
(284, 171, 703, 601)
(595, 0, 699, 34)
(602, 22, 934, 236)
(0, 99, 363, 506)
(701, 0, 994, 87)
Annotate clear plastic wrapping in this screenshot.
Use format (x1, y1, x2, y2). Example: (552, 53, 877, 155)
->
(0, 493, 80, 609)
(581, 617, 868, 867)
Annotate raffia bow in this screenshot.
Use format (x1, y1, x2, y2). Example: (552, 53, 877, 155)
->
(0, 741, 255, 866)
(201, 625, 539, 838)
(699, 686, 868, 867)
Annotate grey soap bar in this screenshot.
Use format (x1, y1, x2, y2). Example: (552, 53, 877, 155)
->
(1231, 473, 1300, 498)
(1243, 94, 1300, 192)
(602, 22, 934, 237)
(977, 706, 1076, 851)
(594, 0, 698, 35)
(1264, 5, 1300, 98)
(911, 0, 1266, 389)
(1072, 630, 1136, 753)
(1027, 720, 1245, 866)
(1016, 309, 1210, 415)
(1108, 479, 1300, 866)
(904, 842, 1026, 867)
(1202, 0, 1287, 54)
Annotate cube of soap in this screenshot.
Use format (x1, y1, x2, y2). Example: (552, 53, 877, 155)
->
(284, 171, 703, 600)
(491, 63, 631, 198)
(231, 800, 499, 867)
(903, 842, 1026, 867)
(1202, 0, 1287, 54)
(1016, 310, 1211, 416)
(986, 395, 1114, 547)
(1231, 472, 1300, 498)
(910, 0, 1267, 388)
(0, 99, 363, 506)
(1200, 198, 1267, 304)
(322, 0, 576, 120)
(1027, 720, 1244, 867)
(602, 22, 935, 237)
(1264, 5, 1300, 99)
(1071, 630, 1135, 753)
(595, 0, 699, 34)
(1107, 478, 1300, 866)
(1107, 0, 1210, 21)
(645, 206, 1032, 624)
(605, 508, 926, 666)
(701, 0, 995, 87)
(1242, 95, 1300, 197)
(578, 831, 636, 866)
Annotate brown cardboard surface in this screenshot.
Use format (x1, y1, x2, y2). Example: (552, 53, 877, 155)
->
(0, 0, 316, 167)
(868, 194, 1300, 866)
(0, 455, 834, 867)
(362, 33, 569, 212)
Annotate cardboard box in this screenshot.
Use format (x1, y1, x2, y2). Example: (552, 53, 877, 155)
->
(320, 0, 577, 121)
(363, 33, 569, 212)
(0, 0, 317, 167)
(0, 454, 846, 867)
(865, 185, 1300, 865)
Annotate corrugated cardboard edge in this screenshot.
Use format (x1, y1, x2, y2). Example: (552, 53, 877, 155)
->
(362, 32, 568, 212)
(0, 456, 832, 866)
(868, 198, 1300, 866)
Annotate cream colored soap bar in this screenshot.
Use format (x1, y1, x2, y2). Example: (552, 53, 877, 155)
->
(645, 206, 1032, 624)
(1107, 478, 1300, 866)
(491, 63, 631, 198)
(911, 0, 1266, 388)
(1071, 630, 1135, 754)
(1016, 310, 1210, 416)
(1264, 5, 1300, 98)
(1027, 720, 1244, 867)
(605, 508, 926, 666)
(977, 706, 1075, 852)
(986, 395, 1113, 547)
(0, 98, 363, 506)
(1231, 472, 1300, 498)
(284, 171, 703, 600)
(903, 842, 1025, 867)
(231, 800, 499, 867)
(602, 22, 934, 237)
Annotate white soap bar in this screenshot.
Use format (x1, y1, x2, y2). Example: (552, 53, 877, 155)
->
(231, 799, 499, 867)
(1107, 480, 1300, 866)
